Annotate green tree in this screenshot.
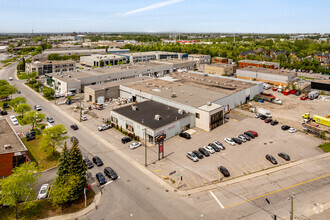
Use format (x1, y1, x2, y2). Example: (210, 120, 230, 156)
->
(39, 124, 68, 155)
(0, 162, 40, 219)
(23, 111, 45, 130)
(0, 84, 17, 99)
(42, 87, 55, 99)
(14, 103, 31, 117)
(57, 142, 70, 177)
(0, 80, 9, 86)
(9, 97, 26, 108)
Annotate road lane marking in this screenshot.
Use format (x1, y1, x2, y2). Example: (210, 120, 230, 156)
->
(201, 175, 208, 184)
(182, 177, 192, 189)
(154, 170, 161, 172)
(225, 173, 330, 209)
(175, 178, 181, 188)
(209, 191, 225, 209)
(190, 174, 200, 187)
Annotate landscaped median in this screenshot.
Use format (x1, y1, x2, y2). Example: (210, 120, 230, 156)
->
(318, 142, 330, 152)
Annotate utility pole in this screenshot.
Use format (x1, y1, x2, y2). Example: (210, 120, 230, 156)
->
(79, 98, 82, 122)
(289, 193, 294, 220)
(143, 128, 147, 166)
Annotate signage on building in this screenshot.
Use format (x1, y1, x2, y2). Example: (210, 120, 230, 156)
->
(167, 124, 175, 130)
(155, 134, 166, 143)
(159, 145, 164, 153)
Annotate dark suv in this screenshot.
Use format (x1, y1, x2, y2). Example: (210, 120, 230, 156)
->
(92, 156, 103, 166)
(121, 137, 132, 144)
(104, 167, 118, 180)
(266, 154, 278, 165)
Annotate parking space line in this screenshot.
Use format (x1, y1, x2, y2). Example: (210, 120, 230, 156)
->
(190, 174, 200, 187)
(201, 175, 208, 184)
(209, 191, 225, 209)
(251, 161, 262, 170)
(207, 170, 217, 180)
(182, 177, 192, 189)
(245, 163, 254, 173)
(228, 166, 240, 176)
(262, 162, 268, 169)
(175, 178, 181, 188)
(237, 164, 248, 174)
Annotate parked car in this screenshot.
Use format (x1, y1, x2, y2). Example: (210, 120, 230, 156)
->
(231, 138, 242, 144)
(179, 132, 191, 139)
(46, 116, 54, 123)
(260, 115, 267, 120)
(70, 124, 78, 130)
(0, 110, 7, 115)
(224, 138, 236, 146)
(2, 103, 9, 108)
(264, 118, 272, 123)
(198, 147, 210, 157)
(70, 136, 79, 143)
(224, 115, 229, 120)
(8, 77, 13, 81)
(104, 167, 118, 180)
(255, 113, 261, 118)
(270, 120, 279, 126)
(121, 137, 132, 144)
(129, 142, 141, 150)
(81, 115, 87, 121)
(247, 130, 258, 137)
(26, 131, 36, 141)
(281, 125, 290, 130)
(37, 184, 49, 200)
(244, 131, 255, 138)
(187, 152, 199, 162)
(266, 154, 278, 165)
(218, 166, 230, 177)
(96, 172, 107, 185)
(34, 105, 42, 111)
(240, 134, 250, 141)
(92, 156, 103, 166)
(204, 145, 215, 154)
(208, 143, 220, 152)
(278, 152, 291, 161)
(288, 128, 297, 133)
(192, 150, 204, 159)
(83, 158, 94, 169)
(237, 135, 247, 142)
(214, 141, 225, 150)
(10, 115, 19, 126)
(98, 124, 111, 131)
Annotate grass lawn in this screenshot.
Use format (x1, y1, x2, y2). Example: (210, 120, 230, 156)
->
(318, 142, 330, 152)
(0, 189, 95, 220)
(21, 135, 59, 171)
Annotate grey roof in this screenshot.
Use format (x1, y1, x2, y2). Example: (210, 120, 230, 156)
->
(113, 101, 190, 130)
(239, 50, 257, 56)
(0, 119, 28, 154)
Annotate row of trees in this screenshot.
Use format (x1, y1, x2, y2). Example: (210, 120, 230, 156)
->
(0, 80, 17, 99)
(48, 53, 80, 61)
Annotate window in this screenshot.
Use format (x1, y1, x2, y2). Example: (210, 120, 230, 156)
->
(196, 113, 200, 119)
(69, 64, 74, 67)
(62, 69, 67, 71)
(111, 116, 118, 124)
(126, 124, 134, 132)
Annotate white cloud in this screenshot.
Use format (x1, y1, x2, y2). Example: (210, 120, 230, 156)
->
(122, 0, 184, 16)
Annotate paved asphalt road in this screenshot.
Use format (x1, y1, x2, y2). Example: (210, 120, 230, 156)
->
(1, 62, 330, 220)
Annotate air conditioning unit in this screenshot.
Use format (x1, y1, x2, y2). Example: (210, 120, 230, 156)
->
(4, 144, 12, 150)
(154, 114, 161, 120)
(171, 93, 177, 98)
(178, 109, 184, 114)
(207, 102, 212, 106)
(131, 105, 138, 111)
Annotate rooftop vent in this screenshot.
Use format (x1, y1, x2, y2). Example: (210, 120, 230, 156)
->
(68, 75, 72, 78)
(4, 144, 12, 150)
(207, 102, 212, 106)
(171, 93, 177, 98)
(178, 109, 185, 114)
(154, 114, 162, 120)
(131, 105, 138, 111)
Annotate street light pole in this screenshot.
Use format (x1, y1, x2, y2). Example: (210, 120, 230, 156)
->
(289, 193, 294, 220)
(143, 128, 147, 166)
(79, 98, 82, 122)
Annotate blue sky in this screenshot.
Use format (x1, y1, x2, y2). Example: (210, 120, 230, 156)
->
(0, 0, 329, 33)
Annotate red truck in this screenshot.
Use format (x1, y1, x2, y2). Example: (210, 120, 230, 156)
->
(261, 92, 275, 98)
(300, 94, 308, 100)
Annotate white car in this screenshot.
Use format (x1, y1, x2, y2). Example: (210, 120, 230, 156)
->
(187, 152, 199, 162)
(224, 138, 236, 146)
(8, 77, 13, 81)
(214, 141, 225, 150)
(98, 124, 111, 131)
(81, 115, 87, 121)
(34, 105, 42, 111)
(288, 128, 297, 133)
(237, 135, 247, 142)
(37, 184, 49, 200)
(129, 142, 141, 150)
(10, 115, 19, 126)
(204, 145, 215, 154)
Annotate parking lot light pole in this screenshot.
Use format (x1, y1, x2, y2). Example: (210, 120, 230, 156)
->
(79, 98, 82, 122)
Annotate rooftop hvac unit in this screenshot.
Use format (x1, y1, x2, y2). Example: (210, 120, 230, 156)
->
(68, 75, 72, 78)
(207, 102, 212, 106)
(4, 144, 12, 150)
(154, 114, 161, 120)
(131, 105, 138, 111)
(171, 93, 177, 98)
(178, 109, 185, 114)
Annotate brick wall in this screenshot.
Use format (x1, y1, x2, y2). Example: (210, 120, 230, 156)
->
(0, 153, 14, 177)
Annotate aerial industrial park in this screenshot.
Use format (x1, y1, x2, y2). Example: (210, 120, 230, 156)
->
(0, 0, 329, 220)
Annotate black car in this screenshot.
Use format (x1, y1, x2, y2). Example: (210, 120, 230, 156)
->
(278, 152, 290, 161)
(0, 110, 7, 115)
(83, 158, 94, 169)
(208, 143, 220, 152)
(70, 124, 78, 130)
(241, 134, 251, 141)
(260, 115, 267, 120)
(244, 131, 255, 138)
(232, 138, 242, 144)
(270, 120, 279, 126)
(121, 137, 132, 144)
(92, 156, 104, 166)
(2, 103, 9, 108)
(96, 172, 107, 185)
(70, 136, 79, 143)
(26, 131, 36, 141)
(198, 147, 210, 157)
(104, 167, 118, 180)
(265, 118, 272, 123)
(281, 125, 290, 130)
(224, 115, 229, 120)
(266, 154, 278, 165)
(218, 166, 230, 177)
(192, 150, 204, 159)
(179, 132, 191, 139)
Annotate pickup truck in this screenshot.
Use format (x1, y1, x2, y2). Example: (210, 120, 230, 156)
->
(98, 124, 112, 131)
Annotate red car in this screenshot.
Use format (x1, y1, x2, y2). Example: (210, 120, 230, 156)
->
(300, 95, 308, 100)
(265, 118, 272, 123)
(248, 130, 258, 137)
(272, 87, 278, 91)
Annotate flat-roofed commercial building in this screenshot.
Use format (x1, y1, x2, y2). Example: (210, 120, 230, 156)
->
(205, 63, 236, 76)
(212, 57, 232, 64)
(26, 60, 76, 75)
(110, 101, 193, 144)
(42, 48, 107, 56)
(238, 60, 280, 69)
(188, 54, 211, 64)
(120, 51, 188, 63)
(236, 67, 296, 86)
(0, 119, 28, 177)
(80, 54, 127, 67)
(311, 80, 330, 94)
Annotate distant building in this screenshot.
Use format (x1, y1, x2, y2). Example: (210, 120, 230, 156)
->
(212, 57, 233, 64)
(239, 50, 257, 58)
(315, 52, 330, 62)
(0, 46, 8, 53)
(120, 51, 188, 63)
(204, 63, 236, 76)
(0, 119, 28, 177)
(106, 48, 130, 54)
(80, 54, 127, 67)
(188, 54, 211, 64)
(311, 80, 330, 95)
(238, 60, 280, 69)
(270, 50, 287, 58)
(26, 60, 76, 75)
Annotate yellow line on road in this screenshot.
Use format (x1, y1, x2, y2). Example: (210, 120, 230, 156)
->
(154, 170, 161, 172)
(250, 161, 262, 171)
(225, 173, 330, 209)
(237, 164, 248, 174)
(229, 166, 240, 176)
(190, 174, 200, 187)
(245, 163, 254, 172)
(262, 162, 268, 169)
(182, 177, 191, 189)
(201, 175, 208, 184)
(175, 178, 181, 188)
